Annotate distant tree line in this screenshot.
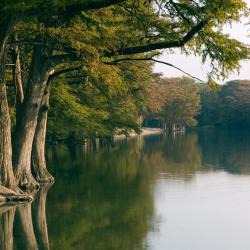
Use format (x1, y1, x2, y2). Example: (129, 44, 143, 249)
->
(143, 76, 201, 132)
(144, 78, 250, 131)
(197, 80, 250, 128)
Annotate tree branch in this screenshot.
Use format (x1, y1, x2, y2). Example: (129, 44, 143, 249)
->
(48, 66, 82, 82)
(107, 57, 205, 82)
(62, 0, 126, 11)
(23, 0, 126, 20)
(151, 58, 204, 82)
(105, 19, 208, 56)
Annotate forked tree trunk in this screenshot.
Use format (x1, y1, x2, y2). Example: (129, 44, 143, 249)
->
(15, 202, 38, 250)
(32, 84, 54, 183)
(0, 16, 19, 192)
(13, 44, 53, 190)
(32, 184, 52, 250)
(0, 206, 16, 250)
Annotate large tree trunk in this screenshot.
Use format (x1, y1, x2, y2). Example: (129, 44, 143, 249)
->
(32, 184, 52, 250)
(0, 16, 19, 191)
(0, 84, 18, 191)
(13, 44, 53, 190)
(32, 84, 54, 183)
(0, 19, 32, 202)
(0, 206, 16, 250)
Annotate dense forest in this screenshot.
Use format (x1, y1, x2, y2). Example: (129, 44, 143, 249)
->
(0, 0, 249, 201)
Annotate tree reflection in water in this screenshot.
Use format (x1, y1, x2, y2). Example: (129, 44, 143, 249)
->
(32, 184, 52, 250)
(2, 131, 250, 249)
(11, 184, 52, 250)
(141, 133, 203, 180)
(198, 129, 250, 174)
(46, 140, 154, 250)
(0, 205, 16, 250)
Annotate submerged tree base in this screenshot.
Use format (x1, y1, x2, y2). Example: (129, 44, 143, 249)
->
(0, 186, 32, 203)
(35, 170, 54, 184)
(16, 172, 40, 191)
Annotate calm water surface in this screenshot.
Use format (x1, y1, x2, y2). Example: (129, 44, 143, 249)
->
(6, 130, 250, 249)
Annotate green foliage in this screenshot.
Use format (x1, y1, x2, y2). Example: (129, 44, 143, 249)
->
(48, 59, 152, 140)
(2, 0, 250, 140)
(207, 77, 220, 91)
(48, 81, 109, 139)
(145, 76, 201, 128)
(197, 80, 250, 128)
(11, 0, 249, 80)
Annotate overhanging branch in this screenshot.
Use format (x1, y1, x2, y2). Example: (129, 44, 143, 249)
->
(107, 57, 205, 82)
(105, 19, 208, 56)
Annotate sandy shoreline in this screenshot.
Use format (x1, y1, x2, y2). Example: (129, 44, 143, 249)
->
(114, 127, 164, 140)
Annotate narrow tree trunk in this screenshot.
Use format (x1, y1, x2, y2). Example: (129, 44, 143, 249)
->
(32, 184, 52, 250)
(0, 206, 16, 250)
(13, 44, 53, 190)
(11, 34, 24, 124)
(32, 84, 54, 183)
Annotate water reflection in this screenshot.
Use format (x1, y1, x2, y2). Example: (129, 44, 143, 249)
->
(15, 202, 38, 250)
(199, 129, 250, 174)
(14, 187, 51, 250)
(0, 205, 16, 250)
(3, 130, 250, 249)
(46, 140, 154, 250)
(32, 185, 51, 250)
(141, 133, 202, 180)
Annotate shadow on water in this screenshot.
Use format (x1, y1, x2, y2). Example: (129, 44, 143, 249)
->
(2, 130, 250, 249)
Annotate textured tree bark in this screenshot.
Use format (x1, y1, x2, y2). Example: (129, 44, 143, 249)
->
(13, 44, 53, 190)
(0, 206, 16, 250)
(32, 184, 52, 250)
(0, 84, 19, 191)
(0, 185, 32, 203)
(15, 203, 38, 250)
(32, 84, 54, 183)
(0, 16, 20, 192)
(11, 35, 24, 125)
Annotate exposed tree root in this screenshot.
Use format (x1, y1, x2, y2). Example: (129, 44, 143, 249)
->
(0, 185, 32, 204)
(17, 172, 40, 191)
(34, 168, 54, 183)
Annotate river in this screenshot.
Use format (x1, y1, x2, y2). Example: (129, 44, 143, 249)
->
(5, 130, 250, 249)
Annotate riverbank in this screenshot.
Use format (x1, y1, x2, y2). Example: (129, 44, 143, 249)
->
(114, 127, 164, 140)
